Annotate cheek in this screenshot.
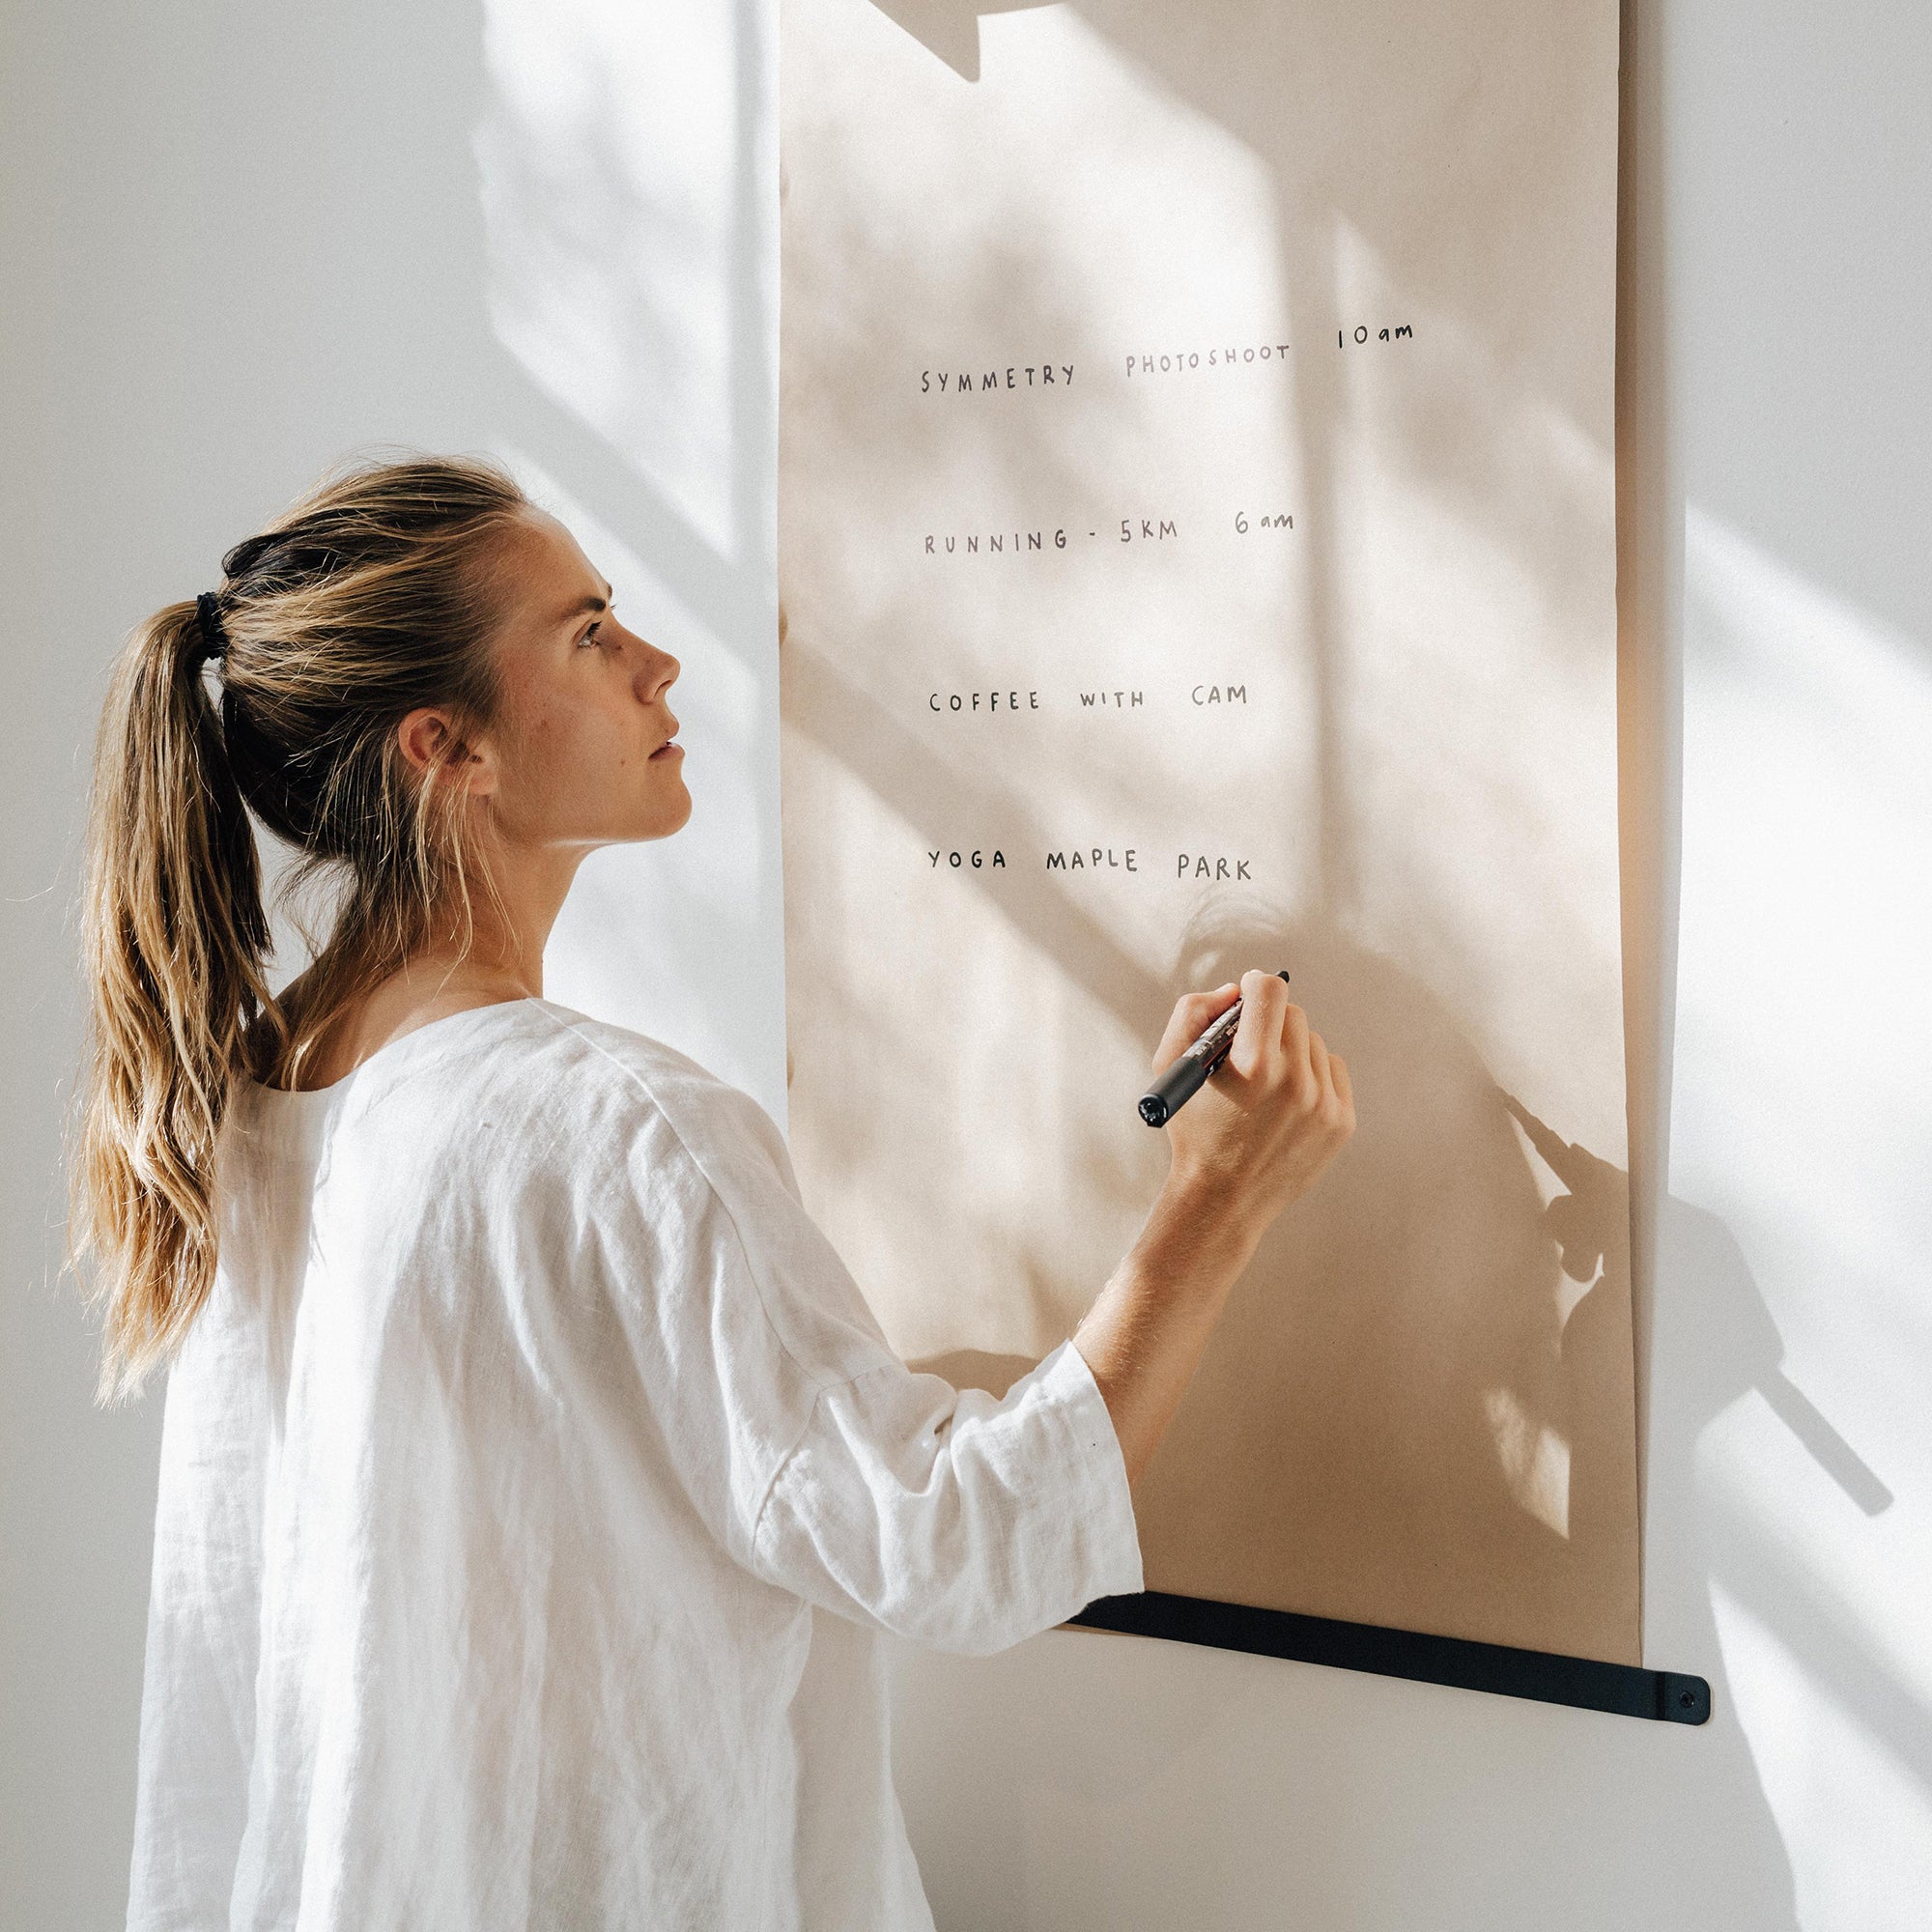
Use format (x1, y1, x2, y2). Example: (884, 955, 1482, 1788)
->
(518, 703, 640, 820)
(488, 669, 653, 831)
(491, 686, 581, 810)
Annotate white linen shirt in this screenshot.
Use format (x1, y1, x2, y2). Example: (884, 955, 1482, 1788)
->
(126, 999, 1142, 1931)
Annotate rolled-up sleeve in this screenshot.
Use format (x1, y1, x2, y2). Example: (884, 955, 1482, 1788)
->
(749, 1339, 1143, 1655)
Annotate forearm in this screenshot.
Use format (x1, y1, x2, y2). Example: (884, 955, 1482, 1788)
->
(1071, 1166, 1265, 1486)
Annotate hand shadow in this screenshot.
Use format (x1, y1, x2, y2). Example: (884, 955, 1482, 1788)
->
(1119, 902, 1645, 1663)
(923, 896, 1646, 1661)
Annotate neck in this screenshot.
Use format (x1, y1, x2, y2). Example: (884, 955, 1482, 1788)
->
(419, 838, 582, 1001)
(285, 840, 586, 1090)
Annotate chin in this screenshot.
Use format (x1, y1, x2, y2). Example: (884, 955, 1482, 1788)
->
(649, 778, 694, 839)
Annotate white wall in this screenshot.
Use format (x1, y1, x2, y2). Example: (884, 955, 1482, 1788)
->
(2, 3, 1925, 1927)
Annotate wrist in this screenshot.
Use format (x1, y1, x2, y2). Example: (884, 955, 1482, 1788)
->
(1142, 1160, 1266, 1280)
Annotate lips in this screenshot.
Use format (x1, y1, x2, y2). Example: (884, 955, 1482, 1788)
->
(649, 716, 682, 759)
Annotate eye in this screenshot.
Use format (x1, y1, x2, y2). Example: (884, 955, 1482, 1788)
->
(580, 620, 604, 649)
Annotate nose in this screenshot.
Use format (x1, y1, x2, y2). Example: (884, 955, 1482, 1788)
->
(625, 626, 679, 700)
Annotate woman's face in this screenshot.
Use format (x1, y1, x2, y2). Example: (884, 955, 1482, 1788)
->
(471, 508, 692, 854)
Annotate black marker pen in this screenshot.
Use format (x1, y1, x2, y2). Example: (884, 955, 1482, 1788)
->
(1138, 971, 1291, 1127)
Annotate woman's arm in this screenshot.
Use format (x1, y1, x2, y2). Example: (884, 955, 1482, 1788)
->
(1073, 970, 1355, 1485)
(582, 984, 1349, 1651)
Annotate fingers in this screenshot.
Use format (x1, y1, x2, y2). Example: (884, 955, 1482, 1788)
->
(1227, 968, 1292, 1079)
(1307, 1027, 1329, 1099)
(1151, 981, 1239, 1073)
(1158, 976, 1350, 1141)
(1282, 999, 1313, 1096)
(1328, 1050, 1356, 1136)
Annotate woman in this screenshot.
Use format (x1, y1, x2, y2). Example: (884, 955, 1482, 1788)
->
(75, 454, 1352, 1930)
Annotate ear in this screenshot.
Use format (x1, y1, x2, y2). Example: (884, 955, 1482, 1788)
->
(395, 706, 499, 798)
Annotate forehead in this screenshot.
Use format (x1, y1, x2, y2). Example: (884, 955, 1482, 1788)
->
(494, 509, 603, 622)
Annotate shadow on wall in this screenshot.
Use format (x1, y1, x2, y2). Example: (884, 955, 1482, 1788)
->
(1653, 1191, 1908, 1747)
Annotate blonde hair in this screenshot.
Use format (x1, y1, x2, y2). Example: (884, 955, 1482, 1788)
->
(73, 453, 530, 1400)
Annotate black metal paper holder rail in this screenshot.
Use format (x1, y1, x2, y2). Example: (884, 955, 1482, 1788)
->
(1070, 1590, 1711, 1725)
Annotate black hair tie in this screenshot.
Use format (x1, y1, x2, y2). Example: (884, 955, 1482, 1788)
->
(194, 589, 230, 663)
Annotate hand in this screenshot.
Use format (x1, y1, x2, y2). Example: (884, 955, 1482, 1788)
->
(1152, 970, 1355, 1254)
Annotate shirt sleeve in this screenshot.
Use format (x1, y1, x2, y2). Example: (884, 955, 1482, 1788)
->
(590, 1049, 1143, 1655)
(751, 1338, 1144, 1656)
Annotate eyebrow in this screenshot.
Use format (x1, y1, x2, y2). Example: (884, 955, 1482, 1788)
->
(560, 580, 615, 625)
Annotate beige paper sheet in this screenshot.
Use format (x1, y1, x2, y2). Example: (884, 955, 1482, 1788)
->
(779, 0, 1638, 1662)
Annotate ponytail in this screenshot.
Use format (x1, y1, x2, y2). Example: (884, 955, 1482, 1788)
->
(74, 597, 279, 1400)
(71, 453, 527, 1399)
